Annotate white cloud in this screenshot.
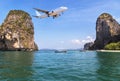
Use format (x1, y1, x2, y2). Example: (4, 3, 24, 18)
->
(52, 36, 95, 49)
(113, 16, 120, 23)
(70, 36, 94, 45)
(87, 36, 91, 39)
(116, 18, 120, 23)
(86, 36, 94, 42)
(71, 39, 81, 45)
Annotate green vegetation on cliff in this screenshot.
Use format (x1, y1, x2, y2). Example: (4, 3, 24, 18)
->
(104, 42, 120, 50)
(6, 10, 30, 19)
(0, 10, 38, 51)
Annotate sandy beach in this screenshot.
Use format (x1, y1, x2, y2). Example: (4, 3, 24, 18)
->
(96, 50, 120, 52)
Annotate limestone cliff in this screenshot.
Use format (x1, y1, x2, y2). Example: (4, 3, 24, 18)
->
(91, 13, 120, 49)
(0, 10, 38, 51)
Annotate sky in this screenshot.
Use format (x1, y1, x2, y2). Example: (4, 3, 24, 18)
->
(0, 0, 120, 49)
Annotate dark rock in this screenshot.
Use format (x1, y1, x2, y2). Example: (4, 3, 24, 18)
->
(92, 13, 120, 49)
(84, 42, 94, 50)
(0, 10, 38, 51)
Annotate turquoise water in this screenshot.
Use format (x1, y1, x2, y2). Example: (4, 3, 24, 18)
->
(0, 51, 120, 81)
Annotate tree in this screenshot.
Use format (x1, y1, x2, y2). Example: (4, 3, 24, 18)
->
(104, 42, 120, 50)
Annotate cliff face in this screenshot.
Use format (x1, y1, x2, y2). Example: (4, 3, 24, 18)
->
(92, 13, 120, 49)
(0, 10, 38, 51)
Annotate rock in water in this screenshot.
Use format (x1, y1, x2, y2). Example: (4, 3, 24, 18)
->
(92, 13, 120, 49)
(84, 42, 94, 50)
(0, 10, 38, 51)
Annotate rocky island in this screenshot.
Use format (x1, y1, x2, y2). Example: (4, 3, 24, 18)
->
(0, 10, 38, 51)
(84, 13, 120, 50)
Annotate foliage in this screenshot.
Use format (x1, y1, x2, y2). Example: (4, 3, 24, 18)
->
(8, 10, 30, 17)
(104, 42, 120, 50)
(0, 10, 34, 34)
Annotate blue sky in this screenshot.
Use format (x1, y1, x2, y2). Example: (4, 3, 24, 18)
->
(0, 0, 120, 49)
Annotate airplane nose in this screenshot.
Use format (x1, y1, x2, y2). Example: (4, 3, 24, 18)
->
(64, 7, 68, 10)
(60, 6, 68, 10)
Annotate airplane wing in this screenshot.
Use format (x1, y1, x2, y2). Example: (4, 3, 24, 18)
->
(32, 15, 39, 18)
(33, 8, 49, 14)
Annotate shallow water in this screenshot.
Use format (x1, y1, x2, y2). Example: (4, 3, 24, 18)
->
(0, 51, 120, 81)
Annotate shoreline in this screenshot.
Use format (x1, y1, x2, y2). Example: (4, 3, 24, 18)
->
(96, 50, 120, 52)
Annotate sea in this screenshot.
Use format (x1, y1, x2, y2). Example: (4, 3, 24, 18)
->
(0, 50, 120, 81)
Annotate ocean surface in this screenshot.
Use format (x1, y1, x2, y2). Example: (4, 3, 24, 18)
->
(0, 50, 120, 81)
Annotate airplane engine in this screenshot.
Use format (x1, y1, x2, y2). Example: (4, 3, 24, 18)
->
(53, 14, 59, 19)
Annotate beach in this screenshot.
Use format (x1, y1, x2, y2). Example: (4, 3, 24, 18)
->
(96, 50, 120, 52)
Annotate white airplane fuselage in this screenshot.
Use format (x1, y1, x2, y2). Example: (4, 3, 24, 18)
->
(34, 6, 68, 18)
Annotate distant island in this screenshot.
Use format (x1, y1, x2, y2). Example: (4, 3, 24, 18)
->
(0, 10, 38, 51)
(84, 13, 120, 50)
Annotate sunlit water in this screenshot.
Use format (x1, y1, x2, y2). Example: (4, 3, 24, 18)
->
(0, 51, 120, 81)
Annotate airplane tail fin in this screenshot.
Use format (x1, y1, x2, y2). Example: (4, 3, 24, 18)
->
(35, 11, 41, 16)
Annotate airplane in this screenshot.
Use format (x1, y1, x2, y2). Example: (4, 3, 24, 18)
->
(33, 6, 68, 19)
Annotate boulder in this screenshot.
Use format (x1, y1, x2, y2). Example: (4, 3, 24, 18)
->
(84, 42, 94, 50)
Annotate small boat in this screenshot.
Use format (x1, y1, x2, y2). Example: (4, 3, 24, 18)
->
(80, 50, 86, 52)
(54, 50, 67, 53)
